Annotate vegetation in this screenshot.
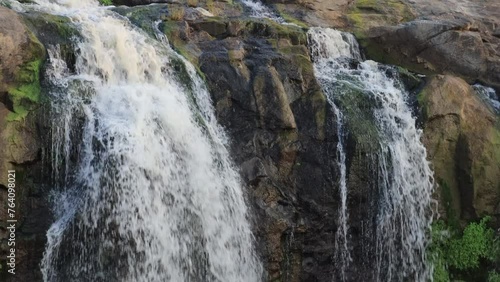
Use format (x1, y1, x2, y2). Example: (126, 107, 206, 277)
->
(7, 30, 44, 122)
(489, 271, 500, 282)
(430, 217, 500, 281)
(99, 0, 113, 5)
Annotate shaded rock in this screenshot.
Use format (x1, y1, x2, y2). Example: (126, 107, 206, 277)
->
(0, 6, 70, 281)
(161, 16, 341, 281)
(419, 75, 500, 226)
(358, 19, 500, 90)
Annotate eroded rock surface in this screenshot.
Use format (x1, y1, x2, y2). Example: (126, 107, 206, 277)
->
(358, 19, 500, 90)
(419, 75, 500, 226)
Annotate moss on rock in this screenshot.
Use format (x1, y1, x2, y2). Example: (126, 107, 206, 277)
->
(346, 0, 415, 37)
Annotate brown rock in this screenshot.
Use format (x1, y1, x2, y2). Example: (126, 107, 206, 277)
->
(419, 75, 500, 225)
(359, 19, 500, 90)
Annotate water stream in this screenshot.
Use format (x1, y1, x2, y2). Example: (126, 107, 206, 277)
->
(13, 0, 263, 281)
(308, 27, 434, 282)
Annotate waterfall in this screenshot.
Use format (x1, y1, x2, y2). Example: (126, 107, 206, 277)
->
(16, 0, 263, 281)
(473, 84, 500, 114)
(241, 0, 281, 20)
(240, 0, 300, 26)
(308, 27, 434, 281)
(308, 27, 361, 282)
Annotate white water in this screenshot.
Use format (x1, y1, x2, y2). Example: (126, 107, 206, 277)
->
(308, 27, 434, 281)
(15, 0, 263, 281)
(241, 0, 280, 20)
(240, 0, 300, 27)
(473, 84, 500, 114)
(308, 27, 360, 282)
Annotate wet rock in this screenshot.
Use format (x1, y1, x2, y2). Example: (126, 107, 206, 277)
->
(0, 7, 62, 281)
(358, 19, 500, 90)
(160, 16, 341, 281)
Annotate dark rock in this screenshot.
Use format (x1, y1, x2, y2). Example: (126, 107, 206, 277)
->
(0, 7, 80, 281)
(176, 18, 341, 281)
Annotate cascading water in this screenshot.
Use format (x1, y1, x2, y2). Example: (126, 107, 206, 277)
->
(308, 27, 434, 281)
(240, 0, 299, 26)
(307, 28, 361, 282)
(241, 0, 281, 20)
(473, 84, 500, 113)
(13, 0, 263, 281)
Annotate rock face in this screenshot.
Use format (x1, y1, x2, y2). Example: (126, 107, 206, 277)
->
(1, 0, 499, 281)
(0, 7, 78, 281)
(419, 75, 500, 226)
(0, 6, 48, 281)
(168, 18, 342, 281)
(358, 19, 500, 90)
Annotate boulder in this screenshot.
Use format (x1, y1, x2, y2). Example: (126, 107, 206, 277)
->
(357, 19, 500, 90)
(419, 75, 500, 226)
(0, 7, 74, 281)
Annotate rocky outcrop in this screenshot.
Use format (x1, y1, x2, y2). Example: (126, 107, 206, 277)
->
(166, 17, 341, 281)
(0, 6, 47, 281)
(0, 7, 78, 281)
(419, 75, 500, 226)
(357, 19, 500, 90)
(346, 0, 415, 34)
(0, 0, 498, 281)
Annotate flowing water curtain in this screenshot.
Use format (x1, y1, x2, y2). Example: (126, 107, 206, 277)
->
(11, 0, 264, 281)
(308, 27, 434, 282)
(307, 27, 360, 282)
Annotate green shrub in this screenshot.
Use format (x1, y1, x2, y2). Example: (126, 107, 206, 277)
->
(489, 271, 500, 282)
(430, 217, 498, 281)
(430, 221, 451, 282)
(447, 217, 495, 270)
(99, 0, 113, 5)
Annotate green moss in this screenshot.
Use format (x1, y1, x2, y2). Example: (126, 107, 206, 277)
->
(417, 87, 428, 119)
(347, 0, 414, 37)
(99, 0, 113, 5)
(395, 66, 421, 91)
(274, 4, 309, 29)
(161, 21, 207, 81)
(7, 58, 43, 121)
(245, 19, 306, 45)
(24, 12, 78, 41)
(335, 83, 380, 151)
(347, 13, 367, 38)
(439, 180, 459, 230)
